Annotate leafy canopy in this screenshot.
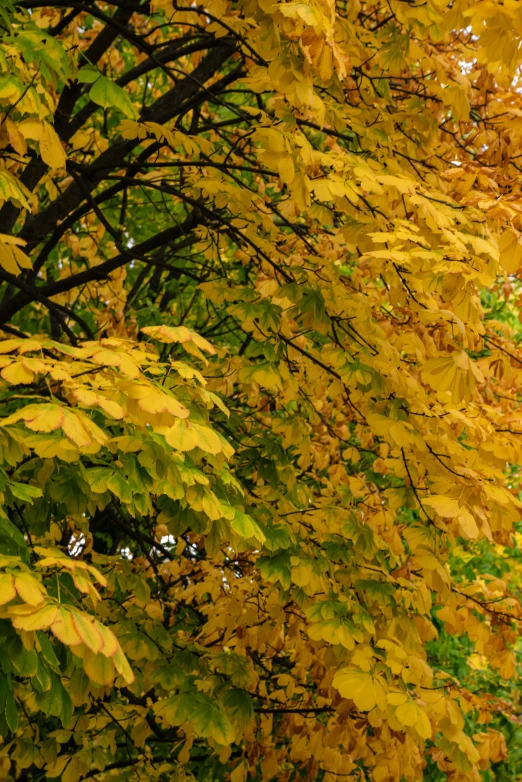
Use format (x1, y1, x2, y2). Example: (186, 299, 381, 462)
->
(0, 0, 522, 780)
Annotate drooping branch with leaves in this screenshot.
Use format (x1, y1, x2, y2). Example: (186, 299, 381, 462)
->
(0, 0, 522, 780)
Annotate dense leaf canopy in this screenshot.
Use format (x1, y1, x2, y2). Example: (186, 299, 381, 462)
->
(1, 0, 522, 780)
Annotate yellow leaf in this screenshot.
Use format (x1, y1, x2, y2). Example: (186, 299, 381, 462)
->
(113, 646, 135, 684)
(191, 422, 223, 455)
(499, 230, 522, 274)
(10, 602, 58, 631)
(27, 404, 65, 432)
(5, 119, 27, 156)
(14, 573, 45, 605)
(421, 351, 482, 403)
(127, 383, 189, 418)
(39, 121, 66, 170)
(164, 419, 200, 451)
(61, 410, 93, 448)
(199, 489, 224, 521)
(3, 403, 65, 433)
(395, 700, 418, 727)
(62, 756, 81, 782)
(70, 571, 99, 601)
(1, 361, 34, 384)
(387, 691, 408, 706)
(497, 649, 517, 679)
(415, 708, 432, 740)
(458, 508, 479, 539)
(83, 649, 115, 685)
(0, 574, 16, 605)
(0, 234, 31, 275)
(337, 624, 355, 649)
(51, 607, 83, 646)
(278, 156, 295, 185)
(136, 388, 188, 419)
(0, 169, 31, 208)
(141, 324, 215, 354)
(230, 760, 248, 782)
(422, 495, 460, 518)
(18, 118, 43, 140)
(89, 348, 140, 378)
(71, 387, 125, 419)
(333, 667, 381, 711)
(86, 564, 107, 588)
(95, 621, 119, 657)
(117, 119, 143, 139)
(70, 611, 104, 654)
(0, 338, 24, 354)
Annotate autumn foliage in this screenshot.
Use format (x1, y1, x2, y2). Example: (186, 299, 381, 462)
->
(1, 0, 522, 779)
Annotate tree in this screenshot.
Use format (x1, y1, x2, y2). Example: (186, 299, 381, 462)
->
(0, 0, 522, 779)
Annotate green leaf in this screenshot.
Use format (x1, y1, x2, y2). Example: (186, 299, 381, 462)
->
(0, 517, 30, 559)
(0, 674, 9, 713)
(155, 692, 235, 745)
(206, 518, 228, 558)
(257, 552, 292, 590)
(230, 509, 265, 543)
(107, 472, 133, 504)
(33, 659, 52, 693)
(84, 467, 112, 494)
(9, 636, 38, 677)
(36, 674, 63, 717)
(36, 631, 60, 671)
(4, 688, 17, 732)
(223, 687, 254, 728)
(7, 481, 42, 503)
(263, 524, 292, 551)
(11, 30, 69, 81)
(0, 0, 15, 31)
(89, 77, 137, 118)
(60, 685, 73, 728)
(76, 66, 99, 84)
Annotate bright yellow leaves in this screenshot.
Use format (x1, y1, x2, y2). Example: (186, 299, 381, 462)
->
(499, 229, 522, 274)
(84, 344, 141, 378)
(36, 548, 107, 604)
(69, 387, 124, 420)
(422, 495, 460, 518)
(388, 693, 432, 739)
(0, 337, 223, 460)
(118, 120, 204, 157)
(39, 122, 67, 170)
(123, 382, 189, 423)
(422, 496, 480, 539)
(0, 169, 31, 209)
(0, 555, 134, 688)
(2, 403, 108, 450)
(0, 573, 16, 605)
(0, 234, 31, 276)
(0, 323, 265, 720)
(277, 0, 349, 82)
(0, 572, 44, 606)
(333, 667, 388, 711)
(308, 618, 356, 648)
(4, 0, 522, 778)
(142, 324, 215, 354)
(165, 419, 226, 455)
(333, 670, 432, 740)
(10, 604, 134, 685)
(18, 118, 66, 169)
(421, 350, 484, 403)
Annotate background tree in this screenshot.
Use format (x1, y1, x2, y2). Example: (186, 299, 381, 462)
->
(0, 0, 522, 780)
